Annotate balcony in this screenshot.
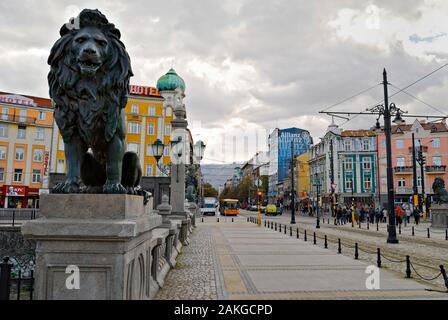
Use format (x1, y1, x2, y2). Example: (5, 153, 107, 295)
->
(425, 165, 446, 174)
(393, 166, 413, 174)
(0, 114, 36, 125)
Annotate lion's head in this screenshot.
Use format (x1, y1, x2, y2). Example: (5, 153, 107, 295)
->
(432, 177, 445, 194)
(48, 9, 133, 142)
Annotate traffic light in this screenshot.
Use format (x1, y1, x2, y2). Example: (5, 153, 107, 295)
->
(257, 190, 262, 197)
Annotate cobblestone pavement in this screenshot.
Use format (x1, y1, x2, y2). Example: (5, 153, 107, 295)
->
(155, 225, 218, 300)
(155, 218, 447, 300)
(241, 211, 448, 290)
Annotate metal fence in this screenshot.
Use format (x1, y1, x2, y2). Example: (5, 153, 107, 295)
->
(0, 257, 35, 300)
(0, 209, 40, 226)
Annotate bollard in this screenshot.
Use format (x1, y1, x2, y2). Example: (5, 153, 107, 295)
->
(338, 239, 341, 254)
(217, 217, 220, 223)
(202, 217, 204, 223)
(275, 223, 277, 231)
(324, 235, 328, 249)
(399, 223, 401, 235)
(279, 224, 282, 233)
(354, 243, 359, 260)
(290, 227, 292, 237)
(284, 225, 287, 234)
(427, 228, 430, 239)
(405, 256, 411, 278)
(313, 232, 316, 245)
(264, 220, 266, 227)
(247, 217, 249, 222)
(367, 221, 369, 230)
(328, 218, 330, 224)
(304, 230, 307, 242)
(376, 222, 379, 232)
(377, 248, 381, 268)
(232, 218, 234, 223)
(412, 226, 415, 236)
(440, 265, 448, 291)
(296, 228, 299, 239)
(0, 257, 12, 300)
(446, 229, 448, 241)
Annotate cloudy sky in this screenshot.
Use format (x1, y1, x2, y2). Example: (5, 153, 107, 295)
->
(1, 0, 447, 164)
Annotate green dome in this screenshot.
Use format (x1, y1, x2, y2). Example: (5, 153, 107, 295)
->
(156, 68, 186, 91)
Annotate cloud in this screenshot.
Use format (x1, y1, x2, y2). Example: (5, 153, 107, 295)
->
(1, 0, 448, 165)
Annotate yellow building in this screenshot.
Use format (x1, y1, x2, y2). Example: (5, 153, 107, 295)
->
(51, 84, 173, 177)
(296, 151, 310, 200)
(0, 91, 54, 208)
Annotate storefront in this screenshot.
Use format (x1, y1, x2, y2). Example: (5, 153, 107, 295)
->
(1, 185, 40, 208)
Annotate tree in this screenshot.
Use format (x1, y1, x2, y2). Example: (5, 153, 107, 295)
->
(203, 183, 218, 198)
(260, 175, 269, 196)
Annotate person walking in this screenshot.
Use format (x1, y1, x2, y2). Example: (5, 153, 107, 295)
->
(405, 205, 411, 224)
(395, 204, 403, 225)
(369, 205, 375, 224)
(381, 207, 387, 223)
(414, 206, 421, 225)
(375, 207, 381, 224)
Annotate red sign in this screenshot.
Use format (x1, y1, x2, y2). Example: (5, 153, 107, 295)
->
(129, 85, 160, 97)
(6, 186, 26, 196)
(43, 151, 50, 176)
(0, 94, 37, 107)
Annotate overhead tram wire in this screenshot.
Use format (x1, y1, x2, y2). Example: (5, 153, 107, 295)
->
(320, 83, 381, 112)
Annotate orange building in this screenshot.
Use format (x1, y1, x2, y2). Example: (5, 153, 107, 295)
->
(376, 119, 448, 205)
(0, 91, 53, 208)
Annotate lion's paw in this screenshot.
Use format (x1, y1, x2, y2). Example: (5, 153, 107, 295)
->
(103, 181, 127, 194)
(52, 181, 80, 194)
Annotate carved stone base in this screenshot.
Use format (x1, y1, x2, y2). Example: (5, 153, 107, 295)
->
(21, 194, 167, 300)
(431, 204, 448, 228)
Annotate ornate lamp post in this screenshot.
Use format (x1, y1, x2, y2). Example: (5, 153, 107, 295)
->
(152, 138, 169, 176)
(194, 140, 206, 206)
(314, 173, 321, 228)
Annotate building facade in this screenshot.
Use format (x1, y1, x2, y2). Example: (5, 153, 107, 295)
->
(268, 127, 313, 200)
(376, 119, 448, 206)
(296, 151, 310, 201)
(0, 92, 53, 208)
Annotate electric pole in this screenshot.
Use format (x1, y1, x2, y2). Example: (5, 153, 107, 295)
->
(383, 68, 399, 244)
(329, 139, 336, 225)
(290, 142, 296, 224)
(412, 133, 419, 210)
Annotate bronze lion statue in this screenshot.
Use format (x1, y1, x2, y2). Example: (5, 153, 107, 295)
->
(432, 177, 448, 204)
(48, 9, 144, 196)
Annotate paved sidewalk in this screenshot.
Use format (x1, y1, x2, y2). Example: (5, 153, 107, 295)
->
(156, 219, 448, 300)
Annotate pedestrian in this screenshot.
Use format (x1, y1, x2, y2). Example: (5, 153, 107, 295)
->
(405, 205, 411, 224)
(375, 207, 381, 224)
(355, 206, 360, 223)
(369, 206, 375, 224)
(414, 206, 421, 225)
(395, 204, 403, 225)
(381, 207, 387, 223)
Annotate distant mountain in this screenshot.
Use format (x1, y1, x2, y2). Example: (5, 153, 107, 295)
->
(200, 163, 243, 191)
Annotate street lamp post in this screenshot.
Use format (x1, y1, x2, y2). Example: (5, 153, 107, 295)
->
(412, 133, 419, 211)
(194, 140, 206, 206)
(290, 143, 296, 225)
(314, 173, 321, 228)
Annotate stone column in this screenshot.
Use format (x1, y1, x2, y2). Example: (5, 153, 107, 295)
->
(21, 194, 162, 300)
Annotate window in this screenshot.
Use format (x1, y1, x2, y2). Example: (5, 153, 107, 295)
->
(58, 138, 64, 151)
(0, 168, 3, 181)
(127, 143, 139, 155)
(15, 147, 24, 161)
(1, 108, 8, 120)
(13, 169, 23, 182)
(344, 158, 353, 171)
(0, 124, 7, 137)
(398, 178, 406, 187)
(381, 140, 386, 148)
(415, 139, 421, 147)
(433, 156, 442, 166)
(362, 139, 370, 151)
(344, 140, 352, 151)
(166, 107, 172, 117)
(127, 122, 140, 134)
(417, 176, 422, 187)
(36, 127, 45, 140)
(362, 157, 372, 170)
(131, 104, 139, 114)
(396, 157, 405, 167)
(147, 123, 155, 136)
(32, 170, 41, 183)
(38, 111, 46, 120)
(164, 124, 171, 136)
(396, 139, 404, 149)
(148, 106, 156, 116)
(345, 178, 353, 191)
(146, 164, 153, 176)
(57, 159, 65, 173)
(19, 110, 27, 122)
(364, 176, 372, 190)
(33, 149, 43, 162)
(146, 145, 153, 156)
(0, 146, 6, 160)
(17, 127, 26, 139)
(164, 146, 170, 156)
(432, 138, 440, 148)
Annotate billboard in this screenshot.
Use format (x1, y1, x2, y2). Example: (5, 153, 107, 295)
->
(277, 128, 312, 183)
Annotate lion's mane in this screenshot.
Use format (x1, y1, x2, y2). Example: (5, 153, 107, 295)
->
(48, 9, 133, 144)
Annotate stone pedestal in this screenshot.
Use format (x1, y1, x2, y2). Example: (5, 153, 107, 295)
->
(431, 204, 448, 228)
(21, 194, 163, 300)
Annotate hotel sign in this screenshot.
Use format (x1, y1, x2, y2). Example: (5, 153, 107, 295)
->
(129, 85, 160, 97)
(0, 94, 38, 107)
